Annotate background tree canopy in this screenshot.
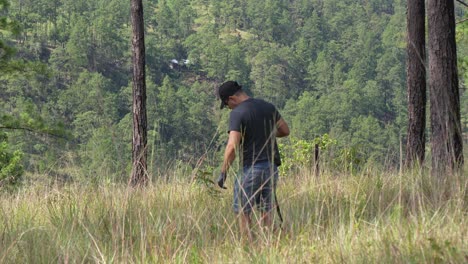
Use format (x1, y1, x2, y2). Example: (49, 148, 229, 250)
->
(1, 0, 467, 181)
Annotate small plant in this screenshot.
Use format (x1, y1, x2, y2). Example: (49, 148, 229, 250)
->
(193, 165, 222, 198)
(278, 134, 336, 174)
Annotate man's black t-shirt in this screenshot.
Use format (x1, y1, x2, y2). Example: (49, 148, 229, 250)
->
(228, 98, 282, 167)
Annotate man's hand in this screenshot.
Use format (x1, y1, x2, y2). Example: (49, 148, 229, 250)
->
(217, 172, 227, 189)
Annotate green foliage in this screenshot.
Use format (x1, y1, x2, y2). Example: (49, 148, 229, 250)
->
(79, 126, 130, 182)
(249, 44, 304, 107)
(65, 16, 92, 68)
(0, 132, 23, 188)
(147, 76, 217, 166)
(278, 134, 336, 174)
(456, 13, 468, 137)
(0, 0, 20, 71)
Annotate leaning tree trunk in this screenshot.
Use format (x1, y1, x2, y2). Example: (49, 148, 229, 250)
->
(405, 0, 427, 168)
(427, 0, 464, 176)
(130, 0, 148, 186)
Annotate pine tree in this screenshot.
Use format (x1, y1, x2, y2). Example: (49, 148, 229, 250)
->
(405, 0, 426, 168)
(427, 0, 464, 175)
(130, 0, 148, 186)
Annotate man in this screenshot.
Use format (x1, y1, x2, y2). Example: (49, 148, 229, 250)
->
(216, 81, 290, 240)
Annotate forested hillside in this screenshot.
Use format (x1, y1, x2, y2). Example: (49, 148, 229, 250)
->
(1, 0, 467, 181)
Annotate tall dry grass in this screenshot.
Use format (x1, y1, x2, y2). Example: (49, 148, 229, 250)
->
(0, 165, 466, 263)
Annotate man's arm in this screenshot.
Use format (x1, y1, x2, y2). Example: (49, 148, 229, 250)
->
(221, 131, 242, 173)
(276, 118, 290, 138)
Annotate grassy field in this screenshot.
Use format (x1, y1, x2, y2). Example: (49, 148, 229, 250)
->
(0, 166, 466, 263)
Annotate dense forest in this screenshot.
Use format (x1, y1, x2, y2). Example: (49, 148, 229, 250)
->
(1, 0, 467, 183)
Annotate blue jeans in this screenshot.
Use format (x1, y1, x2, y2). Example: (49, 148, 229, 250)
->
(233, 161, 278, 214)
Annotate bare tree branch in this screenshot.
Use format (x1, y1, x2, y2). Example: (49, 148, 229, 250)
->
(456, 0, 468, 8)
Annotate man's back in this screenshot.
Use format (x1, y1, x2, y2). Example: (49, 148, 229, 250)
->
(228, 98, 281, 166)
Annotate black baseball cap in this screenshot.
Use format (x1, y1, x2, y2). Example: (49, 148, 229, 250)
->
(218, 81, 242, 109)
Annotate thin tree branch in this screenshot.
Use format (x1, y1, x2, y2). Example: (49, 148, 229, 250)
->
(456, 17, 468, 24)
(455, 0, 468, 24)
(456, 0, 468, 8)
(0, 126, 69, 139)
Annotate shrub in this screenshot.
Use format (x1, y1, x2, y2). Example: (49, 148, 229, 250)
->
(0, 132, 23, 188)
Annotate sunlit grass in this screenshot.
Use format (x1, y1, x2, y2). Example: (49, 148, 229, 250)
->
(0, 165, 466, 263)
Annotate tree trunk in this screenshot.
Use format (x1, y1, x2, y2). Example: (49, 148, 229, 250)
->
(405, 0, 426, 168)
(427, 0, 464, 176)
(130, 0, 148, 186)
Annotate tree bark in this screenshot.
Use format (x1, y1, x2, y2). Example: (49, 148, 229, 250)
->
(427, 0, 464, 176)
(130, 0, 148, 186)
(405, 0, 427, 168)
